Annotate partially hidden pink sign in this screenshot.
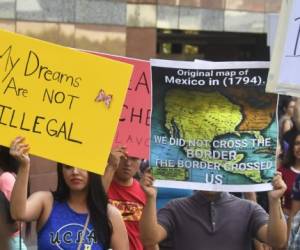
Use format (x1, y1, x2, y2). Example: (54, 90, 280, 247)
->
(88, 52, 151, 159)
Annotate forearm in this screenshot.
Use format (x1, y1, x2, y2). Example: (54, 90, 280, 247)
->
(102, 164, 115, 192)
(140, 196, 161, 246)
(267, 198, 287, 247)
(10, 163, 30, 220)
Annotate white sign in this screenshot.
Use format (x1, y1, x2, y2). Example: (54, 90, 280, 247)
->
(279, 0, 300, 87)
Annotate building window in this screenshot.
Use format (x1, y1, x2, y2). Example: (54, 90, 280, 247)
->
(157, 29, 269, 61)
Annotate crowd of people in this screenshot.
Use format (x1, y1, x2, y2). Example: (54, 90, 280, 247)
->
(1, 96, 300, 250)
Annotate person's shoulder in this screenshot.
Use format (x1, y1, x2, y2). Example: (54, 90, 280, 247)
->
(163, 195, 191, 210)
(31, 191, 53, 204)
(133, 178, 143, 188)
(0, 172, 15, 194)
(33, 190, 52, 197)
(107, 203, 122, 219)
(278, 165, 287, 172)
(279, 115, 290, 123)
(0, 172, 15, 181)
(132, 178, 146, 193)
(107, 203, 118, 212)
(131, 178, 140, 187)
(239, 198, 266, 213)
(227, 194, 260, 208)
(132, 178, 140, 184)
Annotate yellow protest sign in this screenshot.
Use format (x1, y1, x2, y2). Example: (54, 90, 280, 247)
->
(0, 29, 133, 174)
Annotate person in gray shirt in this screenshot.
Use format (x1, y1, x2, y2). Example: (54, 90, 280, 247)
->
(139, 172, 287, 250)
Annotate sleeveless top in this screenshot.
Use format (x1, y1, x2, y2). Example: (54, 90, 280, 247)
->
(38, 201, 104, 250)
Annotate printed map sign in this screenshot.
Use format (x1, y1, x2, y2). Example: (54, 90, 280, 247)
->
(151, 60, 277, 192)
(88, 52, 151, 159)
(0, 29, 133, 174)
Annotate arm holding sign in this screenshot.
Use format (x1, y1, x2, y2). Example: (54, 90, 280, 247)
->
(256, 173, 287, 248)
(102, 146, 127, 192)
(108, 204, 129, 250)
(140, 170, 168, 246)
(10, 137, 53, 230)
(9, 137, 129, 249)
(244, 193, 272, 250)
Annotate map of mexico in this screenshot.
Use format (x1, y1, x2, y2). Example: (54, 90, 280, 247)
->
(150, 60, 277, 192)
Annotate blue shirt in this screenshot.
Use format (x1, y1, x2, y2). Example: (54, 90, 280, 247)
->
(38, 201, 104, 250)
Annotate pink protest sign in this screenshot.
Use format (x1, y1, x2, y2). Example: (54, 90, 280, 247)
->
(88, 51, 151, 159)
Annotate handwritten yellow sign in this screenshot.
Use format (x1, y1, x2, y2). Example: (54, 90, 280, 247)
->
(0, 29, 133, 174)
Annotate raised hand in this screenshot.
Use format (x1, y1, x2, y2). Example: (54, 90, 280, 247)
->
(107, 146, 128, 171)
(268, 172, 287, 201)
(140, 169, 157, 198)
(9, 136, 30, 167)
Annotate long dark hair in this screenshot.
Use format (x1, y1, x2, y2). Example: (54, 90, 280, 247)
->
(283, 131, 300, 168)
(53, 163, 112, 249)
(0, 146, 19, 174)
(280, 96, 294, 114)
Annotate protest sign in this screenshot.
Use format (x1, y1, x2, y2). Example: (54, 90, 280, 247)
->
(151, 60, 277, 192)
(88, 52, 151, 159)
(266, 13, 279, 56)
(0, 29, 133, 174)
(278, 0, 300, 89)
(266, 0, 300, 96)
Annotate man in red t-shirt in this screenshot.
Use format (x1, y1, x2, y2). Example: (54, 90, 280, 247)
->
(103, 147, 156, 250)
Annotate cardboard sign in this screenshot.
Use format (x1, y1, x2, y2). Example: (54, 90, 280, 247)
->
(89, 52, 151, 159)
(0, 29, 133, 174)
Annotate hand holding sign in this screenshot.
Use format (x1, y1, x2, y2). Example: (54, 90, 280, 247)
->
(107, 146, 128, 171)
(140, 169, 156, 199)
(9, 136, 30, 167)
